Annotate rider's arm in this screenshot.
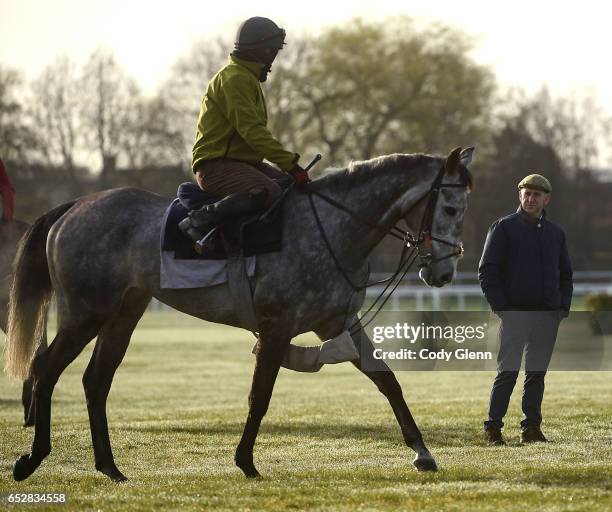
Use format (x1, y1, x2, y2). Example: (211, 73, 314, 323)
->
(216, 75, 298, 171)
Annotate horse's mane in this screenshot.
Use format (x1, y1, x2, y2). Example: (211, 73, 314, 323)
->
(310, 152, 473, 191)
(310, 154, 430, 192)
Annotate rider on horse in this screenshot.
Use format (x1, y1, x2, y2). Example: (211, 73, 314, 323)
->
(185, 17, 308, 240)
(0, 158, 15, 221)
(182, 17, 356, 371)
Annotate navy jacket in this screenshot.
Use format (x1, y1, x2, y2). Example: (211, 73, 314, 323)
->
(478, 207, 573, 312)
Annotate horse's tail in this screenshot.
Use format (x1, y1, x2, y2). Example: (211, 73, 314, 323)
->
(4, 201, 76, 380)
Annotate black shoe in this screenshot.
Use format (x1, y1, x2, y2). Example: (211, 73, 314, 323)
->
(520, 426, 547, 443)
(188, 204, 220, 232)
(179, 190, 266, 243)
(178, 215, 210, 242)
(484, 426, 506, 446)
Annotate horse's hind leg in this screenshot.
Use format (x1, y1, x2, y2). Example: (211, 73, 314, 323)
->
(347, 322, 437, 472)
(21, 376, 34, 426)
(22, 333, 48, 427)
(22, 342, 45, 427)
(13, 315, 104, 481)
(235, 330, 289, 478)
(82, 290, 151, 482)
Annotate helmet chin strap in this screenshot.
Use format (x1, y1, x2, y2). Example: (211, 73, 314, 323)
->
(259, 63, 272, 82)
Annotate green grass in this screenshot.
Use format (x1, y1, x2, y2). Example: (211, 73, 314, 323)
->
(1, 311, 611, 511)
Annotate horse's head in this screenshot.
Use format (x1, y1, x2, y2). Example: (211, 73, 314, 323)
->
(405, 147, 474, 288)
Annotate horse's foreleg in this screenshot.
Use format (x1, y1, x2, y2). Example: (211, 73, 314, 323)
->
(83, 293, 149, 482)
(235, 332, 288, 478)
(13, 317, 103, 481)
(350, 324, 438, 472)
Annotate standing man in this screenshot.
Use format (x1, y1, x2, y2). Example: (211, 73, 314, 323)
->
(184, 16, 308, 241)
(479, 174, 573, 445)
(0, 158, 15, 221)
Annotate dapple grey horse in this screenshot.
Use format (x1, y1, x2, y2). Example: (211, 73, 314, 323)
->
(0, 218, 42, 426)
(5, 147, 474, 482)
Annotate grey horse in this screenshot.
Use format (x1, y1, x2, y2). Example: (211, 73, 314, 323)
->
(0, 218, 42, 426)
(5, 147, 474, 482)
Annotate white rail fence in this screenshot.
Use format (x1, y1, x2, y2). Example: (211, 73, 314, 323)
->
(147, 271, 612, 312)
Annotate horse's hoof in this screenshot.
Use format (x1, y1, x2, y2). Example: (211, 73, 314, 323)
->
(244, 468, 261, 478)
(97, 465, 128, 482)
(238, 462, 261, 478)
(235, 456, 261, 478)
(106, 470, 128, 483)
(13, 454, 40, 481)
(23, 417, 35, 428)
(413, 455, 438, 472)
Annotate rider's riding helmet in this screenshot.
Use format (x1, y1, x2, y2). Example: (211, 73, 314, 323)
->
(234, 17, 286, 52)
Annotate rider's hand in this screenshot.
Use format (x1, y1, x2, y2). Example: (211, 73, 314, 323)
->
(289, 164, 310, 185)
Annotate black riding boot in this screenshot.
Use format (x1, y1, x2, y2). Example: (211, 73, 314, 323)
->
(179, 190, 268, 242)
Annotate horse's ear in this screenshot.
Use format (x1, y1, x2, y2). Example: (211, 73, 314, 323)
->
(445, 147, 462, 173)
(460, 146, 475, 167)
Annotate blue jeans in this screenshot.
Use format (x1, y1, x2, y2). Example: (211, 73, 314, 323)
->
(484, 311, 560, 429)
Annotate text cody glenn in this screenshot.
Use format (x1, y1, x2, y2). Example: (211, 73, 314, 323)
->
(372, 347, 492, 361)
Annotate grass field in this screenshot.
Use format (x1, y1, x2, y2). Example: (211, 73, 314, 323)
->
(1, 311, 611, 511)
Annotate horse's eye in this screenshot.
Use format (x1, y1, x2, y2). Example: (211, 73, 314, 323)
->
(444, 206, 458, 216)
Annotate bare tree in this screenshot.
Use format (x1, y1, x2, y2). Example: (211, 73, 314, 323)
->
(120, 94, 186, 168)
(505, 87, 612, 173)
(156, 37, 229, 166)
(80, 48, 143, 183)
(0, 66, 35, 163)
(265, 37, 314, 154)
(29, 56, 83, 190)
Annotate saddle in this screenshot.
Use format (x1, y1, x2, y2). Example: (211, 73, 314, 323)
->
(162, 183, 283, 260)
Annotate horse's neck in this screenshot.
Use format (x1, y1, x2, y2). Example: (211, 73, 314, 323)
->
(315, 155, 436, 265)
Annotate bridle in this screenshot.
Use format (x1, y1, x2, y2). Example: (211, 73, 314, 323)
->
(306, 161, 467, 333)
(413, 161, 466, 269)
(307, 160, 466, 289)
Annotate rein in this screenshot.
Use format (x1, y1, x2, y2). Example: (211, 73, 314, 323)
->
(306, 162, 466, 332)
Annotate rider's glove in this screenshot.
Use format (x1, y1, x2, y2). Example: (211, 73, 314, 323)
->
(289, 164, 310, 185)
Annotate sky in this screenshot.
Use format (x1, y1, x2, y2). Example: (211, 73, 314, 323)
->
(2, 0, 611, 116)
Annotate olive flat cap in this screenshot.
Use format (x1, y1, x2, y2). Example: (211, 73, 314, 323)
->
(518, 174, 552, 193)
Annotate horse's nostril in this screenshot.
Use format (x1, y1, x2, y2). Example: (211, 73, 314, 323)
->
(440, 272, 453, 284)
